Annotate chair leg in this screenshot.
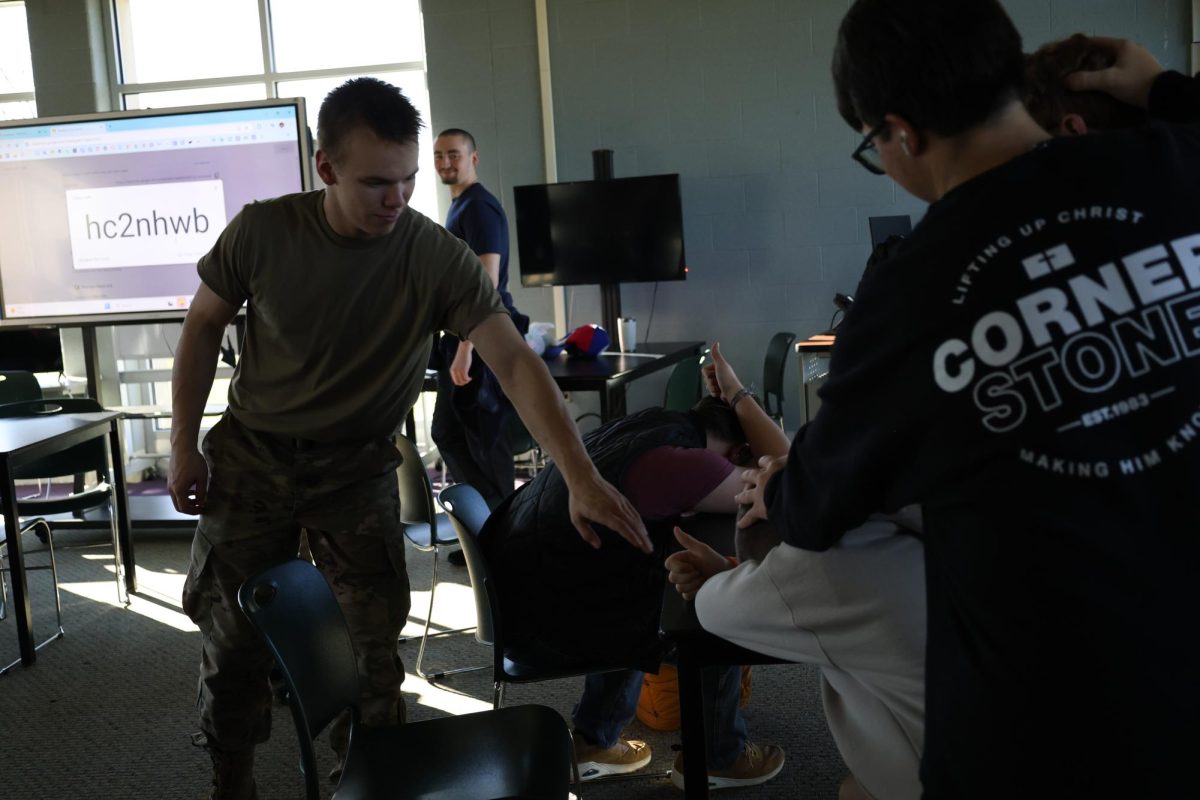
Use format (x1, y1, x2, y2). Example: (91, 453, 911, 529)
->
(0, 550, 7, 620)
(107, 496, 129, 606)
(42, 523, 64, 639)
(1, 519, 65, 676)
(412, 548, 482, 681)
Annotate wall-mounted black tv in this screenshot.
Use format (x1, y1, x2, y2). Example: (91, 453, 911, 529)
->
(514, 173, 686, 287)
(0, 97, 311, 329)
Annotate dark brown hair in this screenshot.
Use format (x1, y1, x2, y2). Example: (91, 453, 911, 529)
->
(317, 77, 423, 163)
(691, 394, 755, 445)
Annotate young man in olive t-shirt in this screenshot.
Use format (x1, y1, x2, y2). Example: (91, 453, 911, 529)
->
(169, 78, 651, 800)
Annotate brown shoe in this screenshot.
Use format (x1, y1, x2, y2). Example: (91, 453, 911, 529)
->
(573, 733, 653, 780)
(670, 742, 785, 791)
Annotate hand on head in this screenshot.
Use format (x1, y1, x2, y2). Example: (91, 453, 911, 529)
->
(664, 526, 732, 600)
(735, 454, 787, 529)
(703, 342, 744, 403)
(1064, 36, 1164, 109)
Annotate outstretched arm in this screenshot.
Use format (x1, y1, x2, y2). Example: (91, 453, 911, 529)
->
(470, 313, 652, 553)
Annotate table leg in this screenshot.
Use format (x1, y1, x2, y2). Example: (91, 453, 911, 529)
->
(1, 459, 35, 667)
(107, 424, 136, 595)
(600, 384, 628, 422)
(676, 655, 710, 800)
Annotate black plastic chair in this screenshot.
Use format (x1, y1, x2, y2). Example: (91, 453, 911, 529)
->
(0, 398, 127, 606)
(393, 433, 481, 681)
(663, 348, 709, 412)
(508, 413, 545, 480)
(237, 558, 573, 800)
(437, 484, 631, 708)
(0, 518, 63, 675)
(762, 332, 796, 425)
(0, 371, 42, 405)
(438, 484, 662, 792)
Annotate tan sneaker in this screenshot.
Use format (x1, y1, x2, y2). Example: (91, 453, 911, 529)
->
(573, 733, 653, 781)
(670, 742, 785, 791)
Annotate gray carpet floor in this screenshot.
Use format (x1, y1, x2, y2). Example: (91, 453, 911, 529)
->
(0, 527, 847, 799)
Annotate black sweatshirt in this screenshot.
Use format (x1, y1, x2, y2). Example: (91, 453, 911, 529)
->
(767, 87, 1200, 796)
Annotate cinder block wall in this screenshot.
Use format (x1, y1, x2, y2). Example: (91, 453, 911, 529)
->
(27, 0, 1193, 430)
(425, 0, 1190, 429)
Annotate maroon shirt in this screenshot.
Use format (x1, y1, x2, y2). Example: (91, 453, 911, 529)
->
(624, 445, 735, 519)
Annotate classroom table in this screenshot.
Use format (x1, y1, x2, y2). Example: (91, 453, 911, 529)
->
(542, 340, 706, 421)
(0, 410, 132, 668)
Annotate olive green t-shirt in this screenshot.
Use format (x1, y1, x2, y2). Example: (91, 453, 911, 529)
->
(197, 190, 505, 442)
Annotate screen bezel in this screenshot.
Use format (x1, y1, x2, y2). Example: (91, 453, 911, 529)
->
(515, 173, 687, 288)
(0, 97, 311, 330)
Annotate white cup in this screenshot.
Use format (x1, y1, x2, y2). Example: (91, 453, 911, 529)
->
(618, 317, 637, 352)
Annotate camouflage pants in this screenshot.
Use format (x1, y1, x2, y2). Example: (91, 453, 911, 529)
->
(181, 412, 411, 754)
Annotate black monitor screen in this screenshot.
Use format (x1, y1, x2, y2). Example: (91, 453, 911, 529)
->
(514, 174, 686, 287)
(0, 328, 63, 372)
(868, 214, 912, 248)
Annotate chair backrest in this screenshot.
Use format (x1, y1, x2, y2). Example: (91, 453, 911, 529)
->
(0, 371, 42, 405)
(0, 397, 109, 480)
(507, 412, 537, 457)
(393, 433, 437, 527)
(437, 483, 499, 650)
(237, 559, 361, 800)
(663, 350, 707, 411)
(762, 331, 796, 420)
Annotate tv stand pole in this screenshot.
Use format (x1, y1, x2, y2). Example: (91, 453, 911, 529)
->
(592, 149, 622, 341)
(592, 149, 627, 417)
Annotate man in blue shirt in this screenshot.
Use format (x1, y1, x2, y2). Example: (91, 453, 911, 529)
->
(432, 129, 529, 510)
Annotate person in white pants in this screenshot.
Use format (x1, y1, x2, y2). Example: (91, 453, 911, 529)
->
(667, 513, 925, 800)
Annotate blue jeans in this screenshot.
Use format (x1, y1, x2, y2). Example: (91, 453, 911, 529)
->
(571, 666, 748, 769)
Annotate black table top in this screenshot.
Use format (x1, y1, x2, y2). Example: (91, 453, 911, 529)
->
(0, 411, 122, 457)
(540, 340, 705, 390)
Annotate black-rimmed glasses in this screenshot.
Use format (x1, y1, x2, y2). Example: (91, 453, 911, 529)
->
(851, 120, 889, 175)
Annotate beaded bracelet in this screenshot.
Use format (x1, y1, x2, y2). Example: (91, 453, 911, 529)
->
(729, 386, 757, 410)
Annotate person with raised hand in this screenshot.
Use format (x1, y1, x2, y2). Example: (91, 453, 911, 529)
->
(480, 345, 788, 791)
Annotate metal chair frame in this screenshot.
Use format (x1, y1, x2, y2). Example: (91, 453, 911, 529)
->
(0, 519, 64, 675)
(393, 433, 484, 681)
(0, 398, 127, 608)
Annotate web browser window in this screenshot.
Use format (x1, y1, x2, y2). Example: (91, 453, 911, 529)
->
(0, 100, 309, 324)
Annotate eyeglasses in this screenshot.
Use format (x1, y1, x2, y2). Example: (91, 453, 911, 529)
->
(851, 120, 889, 175)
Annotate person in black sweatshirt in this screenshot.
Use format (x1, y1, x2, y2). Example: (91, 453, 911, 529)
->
(733, 3, 1200, 797)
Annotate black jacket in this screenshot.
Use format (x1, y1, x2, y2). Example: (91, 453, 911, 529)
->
(480, 407, 706, 671)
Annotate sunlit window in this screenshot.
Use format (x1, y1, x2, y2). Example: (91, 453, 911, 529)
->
(269, 0, 425, 73)
(114, 0, 264, 84)
(111, 0, 433, 215)
(108, 0, 436, 446)
(0, 1, 36, 120)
